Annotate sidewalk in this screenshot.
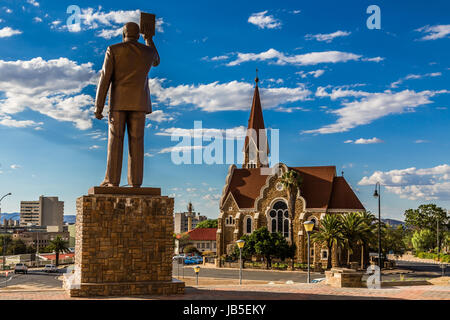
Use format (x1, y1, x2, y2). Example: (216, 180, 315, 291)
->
(0, 282, 447, 300)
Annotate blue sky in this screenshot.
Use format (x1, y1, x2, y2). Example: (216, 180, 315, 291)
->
(0, 0, 449, 219)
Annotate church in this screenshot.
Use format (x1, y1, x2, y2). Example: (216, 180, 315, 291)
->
(216, 76, 365, 267)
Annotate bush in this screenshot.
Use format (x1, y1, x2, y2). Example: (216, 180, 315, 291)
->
(416, 251, 450, 263)
(183, 245, 200, 255)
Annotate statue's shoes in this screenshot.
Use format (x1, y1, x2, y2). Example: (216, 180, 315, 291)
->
(100, 181, 114, 187)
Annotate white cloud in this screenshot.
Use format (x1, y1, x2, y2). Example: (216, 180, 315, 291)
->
(159, 145, 204, 154)
(225, 48, 369, 67)
(248, 11, 281, 29)
(390, 72, 442, 88)
(0, 57, 97, 130)
(89, 145, 101, 150)
(416, 24, 450, 40)
(210, 55, 229, 61)
(414, 139, 429, 144)
(297, 69, 325, 78)
(359, 164, 450, 200)
(156, 126, 247, 140)
(146, 110, 174, 123)
(305, 30, 351, 43)
(149, 78, 311, 112)
(0, 27, 22, 38)
(0, 115, 42, 128)
(5, 8, 12, 14)
(306, 89, 448, 134)
(67, 8, 166, 38)
(27, 0, 39, 7)
(33, 17, 43, 23)
(344, 137, 383, 144)
(10, 164, 21, 169)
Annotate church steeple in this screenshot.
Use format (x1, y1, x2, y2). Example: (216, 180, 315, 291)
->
(243, 70, 269, 169)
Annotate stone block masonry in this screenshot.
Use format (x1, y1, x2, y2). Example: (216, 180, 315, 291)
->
(65, 191, 184, 297)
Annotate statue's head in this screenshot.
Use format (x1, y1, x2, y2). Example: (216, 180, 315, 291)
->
(122, 22, 140, 41)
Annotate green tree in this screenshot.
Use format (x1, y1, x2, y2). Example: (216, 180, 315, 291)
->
(7, 239, 28, 255)
(280, 169, 302, 268)
(195, 219, 218, 229)
(46, 236, 70, 266)
(183, 245, 200, 255)
(358, 211, 378, 269)
(251, 227, 289, 269)
(382, 224, 407, 257)
(176, 233, 191, 253)
(311, 214, 343, 269)
(411, 229, 435, 252)
(231, 234, 255, 266)
(0, 235, 12, 256)
(404, 204, 449, 252)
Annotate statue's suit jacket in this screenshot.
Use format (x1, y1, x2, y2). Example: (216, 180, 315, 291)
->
(95, 39, 160, 114)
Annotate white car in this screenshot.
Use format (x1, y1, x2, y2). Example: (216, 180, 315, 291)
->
(44, 264, 58, 273)
(14, 263, 28, 274)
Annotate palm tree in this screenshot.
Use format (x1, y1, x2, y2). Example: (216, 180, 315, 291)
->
(358, 211, 377, 269)
(311, 214, 343, 269)
(340, 212, 367, 266)
(47, 236, 70, 266)
(280, 169, 302, 268)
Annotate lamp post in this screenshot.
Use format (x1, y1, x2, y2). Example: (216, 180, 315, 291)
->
(0, 193, 12, 271)
(193, 265, 200, 286)
(303, 221, 314, 283)
(236, 239, 245, 285)
(373, 182, 382, 283)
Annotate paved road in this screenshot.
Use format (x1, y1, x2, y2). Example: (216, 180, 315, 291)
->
(173, 260, 448, 283)
(394, 260, 448, 278)
(0, 269, 64, 288)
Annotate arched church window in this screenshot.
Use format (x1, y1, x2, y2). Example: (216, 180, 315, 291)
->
(245, 216, 252, 234)
(268, 200, 290, 238)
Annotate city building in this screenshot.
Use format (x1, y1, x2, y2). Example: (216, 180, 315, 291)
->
(186, 228, 217, 254)
(217, 77, 365, 267)
(174, 202, 207, 233)
(12, 229, 70, 250)
(20, 196, 64, 230)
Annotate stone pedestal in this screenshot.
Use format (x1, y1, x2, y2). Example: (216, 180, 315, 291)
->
(64, 187, 184, 297)
(325, 268, 363, 288)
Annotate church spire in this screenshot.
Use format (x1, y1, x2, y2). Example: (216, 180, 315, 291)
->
(243, 70, 269, 169)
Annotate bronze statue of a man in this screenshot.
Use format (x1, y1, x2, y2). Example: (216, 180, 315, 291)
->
(94, 22, 160, 188)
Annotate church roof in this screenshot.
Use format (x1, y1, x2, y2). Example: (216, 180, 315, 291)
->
(223, 165, 364, 210)
(328, 176, 365, 209)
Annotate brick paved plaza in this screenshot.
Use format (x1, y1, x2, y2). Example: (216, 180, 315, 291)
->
(0, 283, 448, 300)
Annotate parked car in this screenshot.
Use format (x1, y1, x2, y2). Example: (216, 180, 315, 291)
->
(311, 278, 325, 283)
(14, 263, 28, 274)
(184, 256, 203, 265)
(44, 264, 58, 273)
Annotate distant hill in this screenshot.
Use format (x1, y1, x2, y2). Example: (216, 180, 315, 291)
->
(64, 215, 76, 224)
(0, 212, 20, 221)
(382, 218, 405, 227)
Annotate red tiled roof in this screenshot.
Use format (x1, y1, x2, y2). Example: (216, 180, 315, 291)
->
(328, 176, 365, 209)
(40, 253, 74, 260)
(290, 166, 336, 209)
(187, 228, 217, 241)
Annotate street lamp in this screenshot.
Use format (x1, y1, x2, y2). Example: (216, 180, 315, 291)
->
(303, 221, 314, 283)
(236, 239, 245, 285)
(373, 182, 382, 284)
(193, 265, 200, 286)
(0, 193, 12, 271)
